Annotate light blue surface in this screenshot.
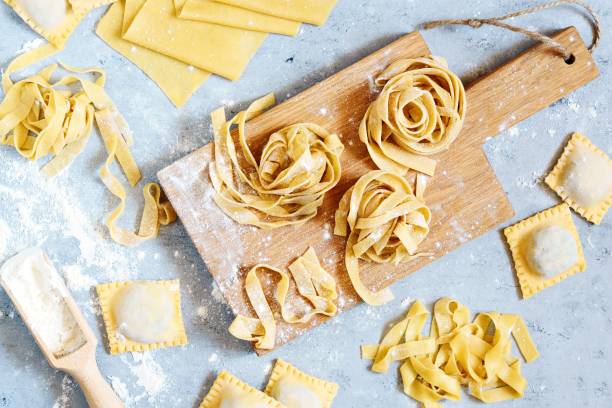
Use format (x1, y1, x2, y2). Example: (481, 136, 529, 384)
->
(0, 1, 611, 407)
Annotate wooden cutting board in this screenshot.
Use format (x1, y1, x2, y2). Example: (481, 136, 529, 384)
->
(158, 27, 598, 354)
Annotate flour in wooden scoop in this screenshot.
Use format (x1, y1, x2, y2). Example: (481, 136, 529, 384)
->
(0, 248, 86, 358)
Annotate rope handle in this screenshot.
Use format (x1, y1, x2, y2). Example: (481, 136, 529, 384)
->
(422, 0, 600, 62)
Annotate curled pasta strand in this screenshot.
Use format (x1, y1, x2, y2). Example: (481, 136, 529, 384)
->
(334, 170, 431, 305)
(360, 56, 466, 176)
(0, 49, 175, 246)
(361, 300, 435, 373)
(363, 298, 539, 407)
(229, 247, 338, 350)
(209, 93, 344, 228)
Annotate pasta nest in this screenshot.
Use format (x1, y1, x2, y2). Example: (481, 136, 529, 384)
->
(334, 170, 431, 305)
(210, 94, 344, 228)
(360, 56, 466, 174)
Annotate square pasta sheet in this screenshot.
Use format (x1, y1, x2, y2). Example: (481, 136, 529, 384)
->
(176, 0, 301, 35)
(97, 0, 210, 107)
(122, 0, 267, 81)
(213, 0, 338, 25)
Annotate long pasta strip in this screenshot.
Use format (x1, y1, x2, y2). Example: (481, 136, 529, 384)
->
(334, 170, 431, 305)
(360, 56, 466, 176)
(229, 247, 338, 350)
(0, 49, 175, 246)
(362, 298, 539, 407)
(209, 94, 344, 229)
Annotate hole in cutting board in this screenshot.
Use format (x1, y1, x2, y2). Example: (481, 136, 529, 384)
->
(564, 54, 576, 65)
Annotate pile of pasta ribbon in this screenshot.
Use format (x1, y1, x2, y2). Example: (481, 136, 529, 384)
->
(362, 298, 540, 407)
(209, 93, 344, 228)
(360, 56, 466, 176)
(0, 47, 175, 246)
(229, 247, 337, 350)
(334, 171, 431, 305)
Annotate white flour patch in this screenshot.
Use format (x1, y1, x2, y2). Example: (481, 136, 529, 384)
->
(62, 264, 97, 292)
(109, 375, 134, 406)
(0, 158, 138, 282)
(16, 38, 45, 55)
(515, 172, 543, 190)
(208, 352, 218, 364)
(568, 102, 580, 113)
(122, 352, 167, 403)
(400, 297, 412, 308)
(0, 218, 10, 258)
(51, 375, 76, 408)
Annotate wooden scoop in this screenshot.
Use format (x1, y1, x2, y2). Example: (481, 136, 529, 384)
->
(0, 248, 123, 408)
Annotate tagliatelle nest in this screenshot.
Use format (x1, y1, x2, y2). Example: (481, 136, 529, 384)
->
(360, 56, 466, 176)
(209, 94, 344, 228)
(334, 170, 431, 305)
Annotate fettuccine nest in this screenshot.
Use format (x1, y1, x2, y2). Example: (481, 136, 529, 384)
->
(360, 56, 466, 175)
(209, 94, 344, 228)
(334, 170, 431, 305)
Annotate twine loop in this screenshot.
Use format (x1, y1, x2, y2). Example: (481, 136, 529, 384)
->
(422, 0, 600, 61)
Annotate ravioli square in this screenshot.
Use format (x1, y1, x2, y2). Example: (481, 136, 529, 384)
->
(96, 279, 188, 354)
(265, 359, 339, 408)
(504, 203, 586, 299)
(545, 132, 612, 224)
(199, 371, 284, 408)
(5, 0, 114, 47)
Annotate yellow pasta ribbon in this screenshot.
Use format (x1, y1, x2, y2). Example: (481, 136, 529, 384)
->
(209, 94, 344, 229)
(361, 300, 436, 373)
(360, 56, 466, 176)
(334, 170, 431, 305)
(229, 247, 338, 350)
(363, 298, 540, 407)
(0, 49, 175, 246)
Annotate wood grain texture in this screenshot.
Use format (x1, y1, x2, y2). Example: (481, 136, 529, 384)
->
(158, 28, 598, 354)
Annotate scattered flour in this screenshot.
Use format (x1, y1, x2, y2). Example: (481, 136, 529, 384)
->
(208, 352, 218, 364)
(62, 264, 97, 292)
(51, 375, 76, 408)
(122, 352, 167, 403)
(0, 218, 10, 258)
(0, 158, 138, 281)
(16, 38, 45, 55)
(211, 281, 224, 303)
(508, 127, 520, 137)
(109, 376, 133, 406)
(515, 172, 542, 190)
(568, 102, 580, 113)
(400, 297, 413, 308)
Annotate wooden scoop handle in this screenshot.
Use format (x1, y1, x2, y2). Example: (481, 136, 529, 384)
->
(70, 357, 124, 408)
